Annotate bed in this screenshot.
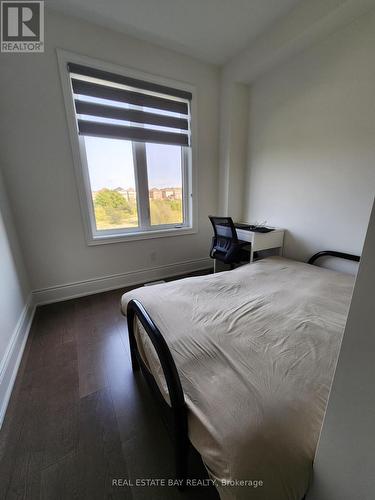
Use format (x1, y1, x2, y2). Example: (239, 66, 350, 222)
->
(120, 252, 359, 500)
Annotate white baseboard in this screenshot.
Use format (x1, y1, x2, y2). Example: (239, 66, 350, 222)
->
(0, 294, 35, 428)
(33, 257, 213, 306)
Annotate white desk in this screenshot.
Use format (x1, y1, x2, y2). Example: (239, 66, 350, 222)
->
(236, 227, 285, 263)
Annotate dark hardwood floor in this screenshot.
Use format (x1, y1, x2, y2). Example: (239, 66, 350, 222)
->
(0, 272, 218, 500)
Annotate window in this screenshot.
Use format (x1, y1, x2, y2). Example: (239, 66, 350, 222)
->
(59, 53, 195, 244)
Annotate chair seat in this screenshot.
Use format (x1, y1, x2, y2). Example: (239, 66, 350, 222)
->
(214, 247, 250, 264)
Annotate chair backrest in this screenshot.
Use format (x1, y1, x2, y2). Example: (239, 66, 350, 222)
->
(208, 216, 238, 242)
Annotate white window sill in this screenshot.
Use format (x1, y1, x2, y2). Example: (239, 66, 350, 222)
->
(87, 226, 197, 245)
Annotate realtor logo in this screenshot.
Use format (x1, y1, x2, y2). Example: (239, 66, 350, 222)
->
(1, 1, 44, 52)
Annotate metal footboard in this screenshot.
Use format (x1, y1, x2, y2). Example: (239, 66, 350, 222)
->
(126, 298, 189, 488)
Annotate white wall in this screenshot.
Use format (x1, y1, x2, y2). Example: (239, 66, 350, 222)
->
(0, 167, 32, 425)
(223, 0, 375, 84)
(0, 10, 219, 297)
(307, 199, 375, 500)
(218, 79, 249, 218)
(243, 10, 375, 261)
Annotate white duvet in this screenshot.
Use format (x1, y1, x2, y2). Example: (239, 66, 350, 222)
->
(121, 257, 354, 500)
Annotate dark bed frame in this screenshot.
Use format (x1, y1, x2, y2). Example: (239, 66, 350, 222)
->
(126, 250, 360, 491)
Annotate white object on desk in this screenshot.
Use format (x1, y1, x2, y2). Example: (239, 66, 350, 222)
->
(236, 227, 285, 263)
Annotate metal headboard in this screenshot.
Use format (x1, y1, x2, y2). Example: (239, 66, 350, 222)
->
(308, 250, 360, 265)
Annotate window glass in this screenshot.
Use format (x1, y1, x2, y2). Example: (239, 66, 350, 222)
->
(145, 143, 183, 226)
(84, 136, 138, 230)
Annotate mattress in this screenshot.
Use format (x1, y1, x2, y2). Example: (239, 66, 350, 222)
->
(121, 257, 355, 500)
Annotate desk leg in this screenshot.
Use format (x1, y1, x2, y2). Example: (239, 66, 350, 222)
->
(250, 247, 254, 263)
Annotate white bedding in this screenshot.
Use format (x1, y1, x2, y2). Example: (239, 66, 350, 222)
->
(121, 257, 354, 500)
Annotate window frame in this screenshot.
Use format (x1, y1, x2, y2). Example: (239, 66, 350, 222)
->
(57, 49, 197, 245)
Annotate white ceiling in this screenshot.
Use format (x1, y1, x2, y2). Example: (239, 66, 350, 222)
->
(47, 0, 302, 65)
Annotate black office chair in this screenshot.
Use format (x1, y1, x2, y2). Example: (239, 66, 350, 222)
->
(208, 216, 250, 270)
